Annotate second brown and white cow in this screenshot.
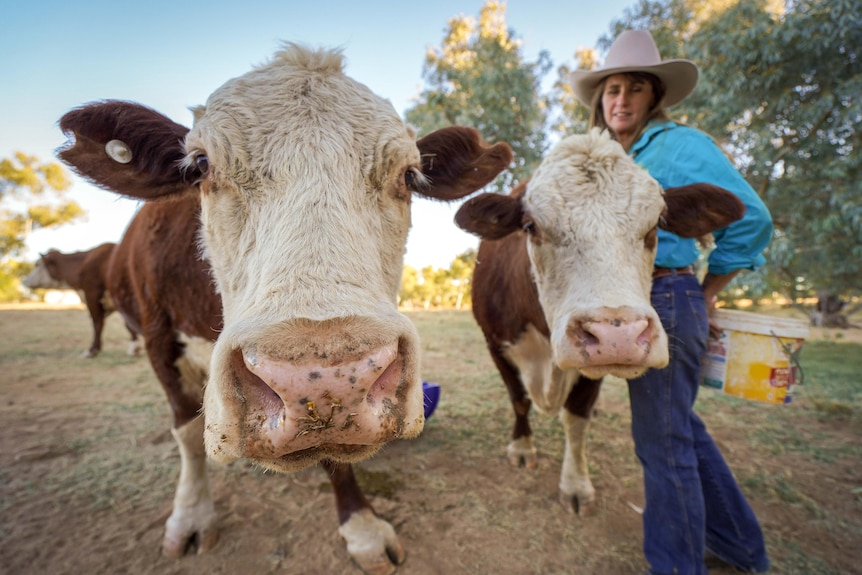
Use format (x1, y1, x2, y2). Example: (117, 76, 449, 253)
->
(455, 128, 744, 513)
(57, 44, 511, 575)
(23, 243, 141, 358)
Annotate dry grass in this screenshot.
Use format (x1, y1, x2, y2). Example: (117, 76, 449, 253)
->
(1, 306, 860, 574)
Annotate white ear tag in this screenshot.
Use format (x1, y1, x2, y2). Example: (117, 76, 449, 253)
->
(105, 139, 133, 164)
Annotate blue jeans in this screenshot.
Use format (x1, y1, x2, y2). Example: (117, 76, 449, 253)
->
(627, 273, 770, 574)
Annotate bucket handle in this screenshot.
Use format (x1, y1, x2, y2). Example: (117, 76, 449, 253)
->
(771, 331, 805, 386)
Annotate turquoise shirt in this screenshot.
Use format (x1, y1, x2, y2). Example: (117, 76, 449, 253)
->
(630, 121, 773, 275)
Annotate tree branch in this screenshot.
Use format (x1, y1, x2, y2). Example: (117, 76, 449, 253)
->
(755, 94, 837, 198)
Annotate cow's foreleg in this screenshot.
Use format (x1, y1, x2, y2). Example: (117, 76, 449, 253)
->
(125, 320, 143, 356)
(149, 333, 217, 557)
(490, 352, 537, 469)
(127, 333, 143, 356)
(558, 376, 602, 514)
(162, 415, 218, 557)
(82, 295, 106, 358)
(323, 460, 405, 575)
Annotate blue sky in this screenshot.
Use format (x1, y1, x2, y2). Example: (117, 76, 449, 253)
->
(1, 0, 633, 269)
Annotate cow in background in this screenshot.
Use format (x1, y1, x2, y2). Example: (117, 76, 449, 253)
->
(23, 243, 141, 358)
(57, 43, 512, 575)
(455, 129, 744, 514)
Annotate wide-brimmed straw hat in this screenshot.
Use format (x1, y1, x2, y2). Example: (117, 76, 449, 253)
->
(570, 29, 699, 108)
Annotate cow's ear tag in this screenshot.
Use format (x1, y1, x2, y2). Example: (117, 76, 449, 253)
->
(105, 140, 133, 164)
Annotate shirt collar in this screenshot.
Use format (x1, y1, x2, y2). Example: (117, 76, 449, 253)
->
(630, 120, 677, 158)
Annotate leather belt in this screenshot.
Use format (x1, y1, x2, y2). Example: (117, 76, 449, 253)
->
(652, 264, 695, 279)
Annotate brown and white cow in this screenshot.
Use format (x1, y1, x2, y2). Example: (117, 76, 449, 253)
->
(455, 128, 744, 513)
(57, 44, 511, 575)
(23, 243, 141, 358)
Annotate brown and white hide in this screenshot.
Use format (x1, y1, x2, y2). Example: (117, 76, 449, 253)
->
(455, 128, 744, 513)
(57, 43, 512, 575)
(23, 243, 140, 357)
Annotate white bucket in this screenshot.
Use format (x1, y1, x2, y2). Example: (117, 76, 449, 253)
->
(701, 309, 810, 404)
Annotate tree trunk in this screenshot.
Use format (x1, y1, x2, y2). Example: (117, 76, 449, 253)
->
(810, 291, 850, 328)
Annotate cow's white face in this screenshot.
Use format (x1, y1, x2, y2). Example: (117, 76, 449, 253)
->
(56, 44, 512, 473)
(185, 47, 426, 471)
(523, 130, 669, 379)
(23, 257, 66, 290)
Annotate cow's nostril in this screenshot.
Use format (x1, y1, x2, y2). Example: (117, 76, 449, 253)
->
(580, 324, 603, 347)
(366, 357, 403, 406)
(232, 350, 283, 416)
(567, 321, 599, 347)
(636, 320, 656, 347)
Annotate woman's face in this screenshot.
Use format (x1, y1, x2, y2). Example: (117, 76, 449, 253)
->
(601, 74, 655, 143)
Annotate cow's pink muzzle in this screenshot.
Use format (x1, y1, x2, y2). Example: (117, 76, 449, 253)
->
(558, 306, 668, 379)
(227, 340, 416, 459)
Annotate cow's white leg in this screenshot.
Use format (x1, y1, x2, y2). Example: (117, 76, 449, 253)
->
(338, 508, 405, 575)
(127, 338, 143, 356)
(558, 409, 595, 514)
(504, 325, 575, 415)
(162, 416, 218, 557)
(503, 325, 575, 470)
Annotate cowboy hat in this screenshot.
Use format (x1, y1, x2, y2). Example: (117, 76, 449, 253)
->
(570, 30, 699, 108)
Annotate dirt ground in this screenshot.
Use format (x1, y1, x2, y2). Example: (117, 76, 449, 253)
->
(1, 306, 860, 575)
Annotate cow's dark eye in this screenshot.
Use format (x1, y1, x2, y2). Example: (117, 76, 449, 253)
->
(644, 226, 658, 251)
(195, 155, 210, 175)
(406, 167, 428, 190)
(403, 167, 429, 192)
(522, 219, 536, 235)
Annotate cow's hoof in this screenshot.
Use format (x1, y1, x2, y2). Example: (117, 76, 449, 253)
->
(162, 527, 219, 558)
(506, 437, 538, 469)
(162, 501, 219, 558)
(559, 489, 596, 516)
(508, 451, 539, 469)
(339, 508, 405, 575)
(81, 349, 98, 359)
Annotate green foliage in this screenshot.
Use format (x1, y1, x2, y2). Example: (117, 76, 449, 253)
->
(0, 152, 71, 196)
(685, 0, 862, 298)
(1, 151, 83, 259)
(399, 249, 477, 310)
(550, 48, 595, 136)
(405, 1, 551, 191)
(0, 259, 34, 302)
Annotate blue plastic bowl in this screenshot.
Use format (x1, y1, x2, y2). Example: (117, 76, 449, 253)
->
(422, 381, 441, 420)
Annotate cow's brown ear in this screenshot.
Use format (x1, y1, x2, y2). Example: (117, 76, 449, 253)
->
(58, 100, 195, 201)
(455, 192, 523, 240)
(661, 183, 746, 238)
(416, 127, 513, 201)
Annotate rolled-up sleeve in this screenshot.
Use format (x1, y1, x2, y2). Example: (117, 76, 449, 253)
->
(665, 130, 773, 275)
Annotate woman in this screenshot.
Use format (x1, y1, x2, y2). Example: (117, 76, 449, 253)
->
(571, 30, 772, 574)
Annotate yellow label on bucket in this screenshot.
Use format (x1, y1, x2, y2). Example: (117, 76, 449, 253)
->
(701, 310, 808, 405)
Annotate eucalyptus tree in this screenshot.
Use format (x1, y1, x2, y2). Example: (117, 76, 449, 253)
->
(406, 0, 551, 191)
(1, 152, 82, 300)
(1, 152, 79, 259)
